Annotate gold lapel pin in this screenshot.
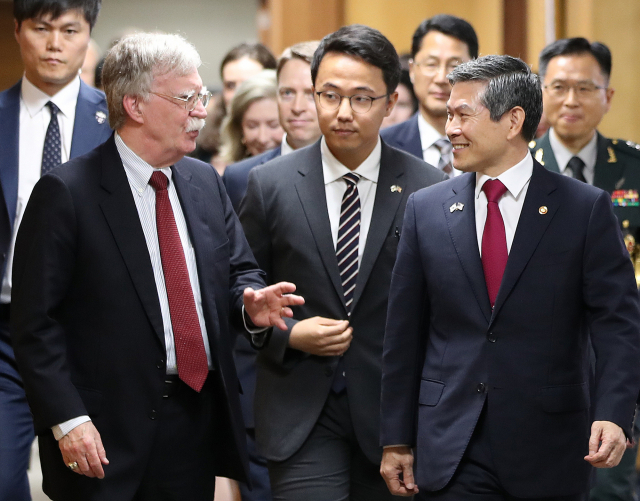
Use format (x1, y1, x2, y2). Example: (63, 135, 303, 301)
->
(539, 206, 548, 215)
(390, 185, 402, 193)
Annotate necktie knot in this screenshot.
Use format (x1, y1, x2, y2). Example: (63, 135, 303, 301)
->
(343, 172, 360, 187)
(567, 156, 586, 182)
(46, 101, 60, 117)
(434, 137, 452, 154)
(482, 179, 507, 203)
(149, 171, 169, 192)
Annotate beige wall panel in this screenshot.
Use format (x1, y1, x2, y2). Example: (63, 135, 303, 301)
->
(344, 0, 502, 57)
(526, 0, 547, 71)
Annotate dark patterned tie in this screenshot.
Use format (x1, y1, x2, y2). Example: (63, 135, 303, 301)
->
(41, 101, 61, 176)
(481, 179, 508, 308)
(435, 138, 453, 174)
(332, 172, 361, 393)
(149, 171, 209, 392)
(567, 156, 586, 182)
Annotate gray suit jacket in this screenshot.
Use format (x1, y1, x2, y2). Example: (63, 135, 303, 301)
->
(239, 139, 446, 463)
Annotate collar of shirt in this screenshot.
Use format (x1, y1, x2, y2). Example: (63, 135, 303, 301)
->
(475, 152, 534, 202)
(417, 112, 447, 152)
(321, 135, 381, 185)
(115, 132, 173, 194)
(281, 133, 294, 156)
(549, 127, 597, 181)
(21, 74, 80, 120)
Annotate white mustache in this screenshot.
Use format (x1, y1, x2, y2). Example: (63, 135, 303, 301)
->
(186, 118, 205, 132)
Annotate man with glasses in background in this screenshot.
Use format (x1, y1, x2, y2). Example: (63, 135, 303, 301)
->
(239, 24, 445, 501)
(223, 40, 321, 501)
(381, 14, 478, 177)
(531, 37, 640, 501)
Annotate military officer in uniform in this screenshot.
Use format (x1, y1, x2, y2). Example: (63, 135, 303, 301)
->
(532, 36, 640, 501)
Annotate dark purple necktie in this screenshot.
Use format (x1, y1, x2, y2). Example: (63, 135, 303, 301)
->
(481, 179, 508, 308)
(41, 101, 61, 176)
(149, 171, 208, 392)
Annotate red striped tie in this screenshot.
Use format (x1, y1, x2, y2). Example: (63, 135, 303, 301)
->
(149, 171, 208, 392)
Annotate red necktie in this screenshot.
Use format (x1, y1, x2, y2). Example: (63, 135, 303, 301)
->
(149, 171, 208, 392)
(481, 179, 508, 308)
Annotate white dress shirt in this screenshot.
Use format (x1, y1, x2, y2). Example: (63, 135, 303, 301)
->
(280, 133, 294, 156)
(321, 137, 380, 262)
(475, 153, 534, 255)
(417, 112, 463, 177)
(2, 75, 81, 303)
(549, 127, 597, 185)
(53, 133, 214, 439)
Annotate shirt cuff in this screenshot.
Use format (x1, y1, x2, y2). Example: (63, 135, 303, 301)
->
(52, 415, 91, 440)
(242, 305, 270, 348)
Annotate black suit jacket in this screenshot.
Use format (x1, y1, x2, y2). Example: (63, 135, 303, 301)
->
(380, 112, 422, 159)
(240, 139, 446, 463)
(11, 136, 266, 500)
(380, 162, 640, 497)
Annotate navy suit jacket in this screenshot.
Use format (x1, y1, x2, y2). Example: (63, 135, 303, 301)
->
(380, 112, 422, 159)
(380, 162, 640, 497)
(11, 136, 265, 500)
(223, 146, 281, 212)
(222, 145, 281, 429)
(0, 80, 111, 387)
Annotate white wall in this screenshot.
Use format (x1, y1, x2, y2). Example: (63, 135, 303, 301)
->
(91, 0, 260, 89)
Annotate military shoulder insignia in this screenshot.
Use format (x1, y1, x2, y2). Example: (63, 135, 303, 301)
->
(534, 148, 544, 165)
(607, 146, 617, 163)
(612, 189, 639, 207)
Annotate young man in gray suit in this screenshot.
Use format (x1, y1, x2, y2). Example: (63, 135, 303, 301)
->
(240, 24, 446, 501)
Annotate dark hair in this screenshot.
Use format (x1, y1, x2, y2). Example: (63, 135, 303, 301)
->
(311, 24, 401, 95)
(538, 37, 611, 82)
(14, 0, 101, 30)
(448, 55, 542, 142)
(411, 14, 478, 59)
(219, 43, 276, 79)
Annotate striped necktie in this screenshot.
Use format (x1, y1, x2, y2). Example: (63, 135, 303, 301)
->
(336, 172, 361, 313)
(434, 138, 453, 174)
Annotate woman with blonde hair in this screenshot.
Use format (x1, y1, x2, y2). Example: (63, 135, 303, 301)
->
(219, 70, 283, 171)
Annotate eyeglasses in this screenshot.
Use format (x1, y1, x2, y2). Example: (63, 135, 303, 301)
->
(151, 90, 212, 111)
(543, 81, 607, 99)
(412, 59, 462, 77)
(315, 91, 388, 114)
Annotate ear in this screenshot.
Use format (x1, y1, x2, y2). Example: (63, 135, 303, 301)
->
(122, 94, 145, 125)
(505, 106, 525, 141)
(604, 86, 615, 113)
(14, 19, 20, 42)
(384, 91, 399, 117)
(408, 60, 416, 85)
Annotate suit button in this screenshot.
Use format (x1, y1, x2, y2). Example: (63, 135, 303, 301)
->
(487, 332, 496, 343)
(149, 410, 157, 420)
(476, 383, 486, 394)
(324, 367, 333, 377)
(157, 360, 165, 369)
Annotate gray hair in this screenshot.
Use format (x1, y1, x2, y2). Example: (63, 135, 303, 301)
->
(219, 69, 278, 163)
(448, 55, 542, 142)
(101, 32, 202, 130)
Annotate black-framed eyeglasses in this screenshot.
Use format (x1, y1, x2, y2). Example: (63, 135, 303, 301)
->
(315, 91, 389, 114)
(542, 81, 607, 99)
(151, 90, 212, 111)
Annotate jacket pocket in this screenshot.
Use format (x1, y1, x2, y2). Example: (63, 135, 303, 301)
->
(539, 382, 588, 413)
(418, 379, 445, 406)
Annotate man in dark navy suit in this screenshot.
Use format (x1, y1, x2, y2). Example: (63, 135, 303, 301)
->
(0, 1, 110, 499)
(223, 41, 322, 501)
(380, 55, 640, 500)
(223, 40, 322, 212)
(381, 14, 477, 178)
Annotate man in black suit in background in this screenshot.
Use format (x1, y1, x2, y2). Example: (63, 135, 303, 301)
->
(240, 24, 445, 501)
(10, 32, 303, 501)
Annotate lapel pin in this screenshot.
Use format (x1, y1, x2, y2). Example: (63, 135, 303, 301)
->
(390, 185, 402, 193)
(539, 206, 548, 215)
(449, 202, 464, 213)
(95, 111, 107, 124)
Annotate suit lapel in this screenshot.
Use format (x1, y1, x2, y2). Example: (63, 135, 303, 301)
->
(492, 162, 558, 320)
(402, 113, 423, 158)
(295, 144, 345, 309)
(98, 137, 165, 347)
(70, 81, 108, 159)
(0, 82, 22, 229)
(444, 174, 492, 323)
(351, 143, 404, 310)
